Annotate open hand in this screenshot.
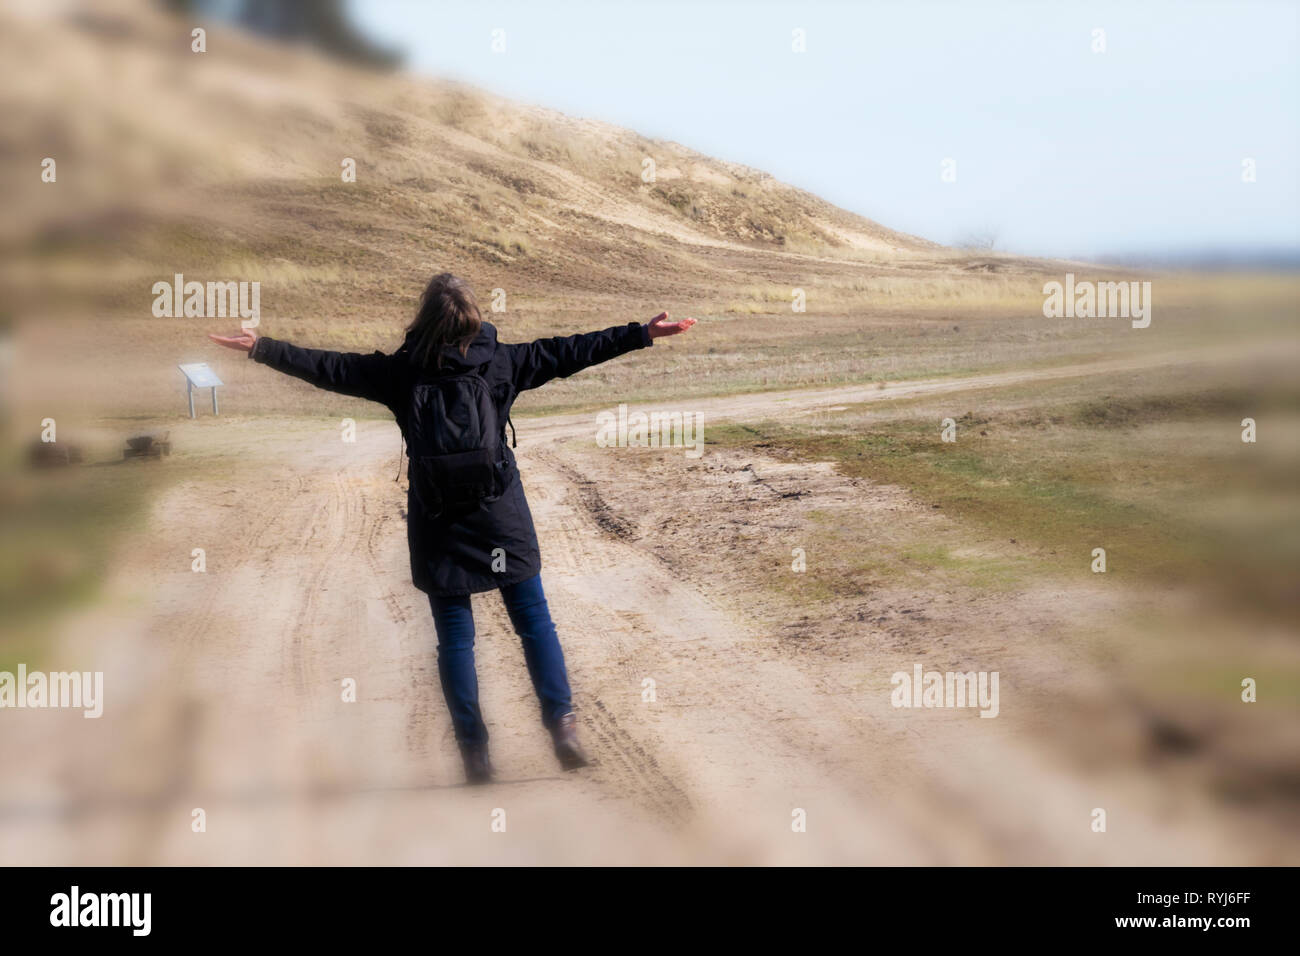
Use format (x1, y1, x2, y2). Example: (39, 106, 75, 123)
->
(647, 312, 697, 339)
(208, 329, 259, 353)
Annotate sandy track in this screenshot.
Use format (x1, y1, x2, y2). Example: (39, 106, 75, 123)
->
(0, 347, 1285, 864)
(522, 339, 1292, 443)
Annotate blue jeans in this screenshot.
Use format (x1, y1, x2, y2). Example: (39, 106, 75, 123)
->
(429, 574, 572, 749)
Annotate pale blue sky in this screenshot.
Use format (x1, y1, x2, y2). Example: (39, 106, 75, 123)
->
(350, 0, 1299, 260)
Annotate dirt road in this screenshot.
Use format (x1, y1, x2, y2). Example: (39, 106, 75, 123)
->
(1, 349, 1285, 865)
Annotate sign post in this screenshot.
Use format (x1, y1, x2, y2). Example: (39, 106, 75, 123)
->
(178, 363, 224, 418)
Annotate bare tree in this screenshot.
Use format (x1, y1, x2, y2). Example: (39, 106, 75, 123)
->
(956, 227, 999, 252)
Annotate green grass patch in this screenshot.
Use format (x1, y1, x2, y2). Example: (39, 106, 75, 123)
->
(708, 382, 1299, 615)
(0, 456, 190, 667)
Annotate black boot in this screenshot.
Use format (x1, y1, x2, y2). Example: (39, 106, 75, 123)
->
(460, 742, 494, 785)
(551, 713, 590, 771)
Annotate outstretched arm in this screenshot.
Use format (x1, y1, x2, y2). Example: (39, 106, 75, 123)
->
(507, 312, 696, 393)
(208, 329, 401, 410)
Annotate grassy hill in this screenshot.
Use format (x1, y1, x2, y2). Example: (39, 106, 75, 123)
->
(0, 0, 1222, 424)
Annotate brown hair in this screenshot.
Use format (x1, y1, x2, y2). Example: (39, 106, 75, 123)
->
(405, 273, 482, 368)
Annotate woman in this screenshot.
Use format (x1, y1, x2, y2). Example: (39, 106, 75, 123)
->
(209, 273, 696, 784)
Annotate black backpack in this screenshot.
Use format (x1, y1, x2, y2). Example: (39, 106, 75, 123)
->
(405, 366, 510, 518)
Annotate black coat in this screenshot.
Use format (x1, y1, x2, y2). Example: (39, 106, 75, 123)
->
(250, 321, 652, 596)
